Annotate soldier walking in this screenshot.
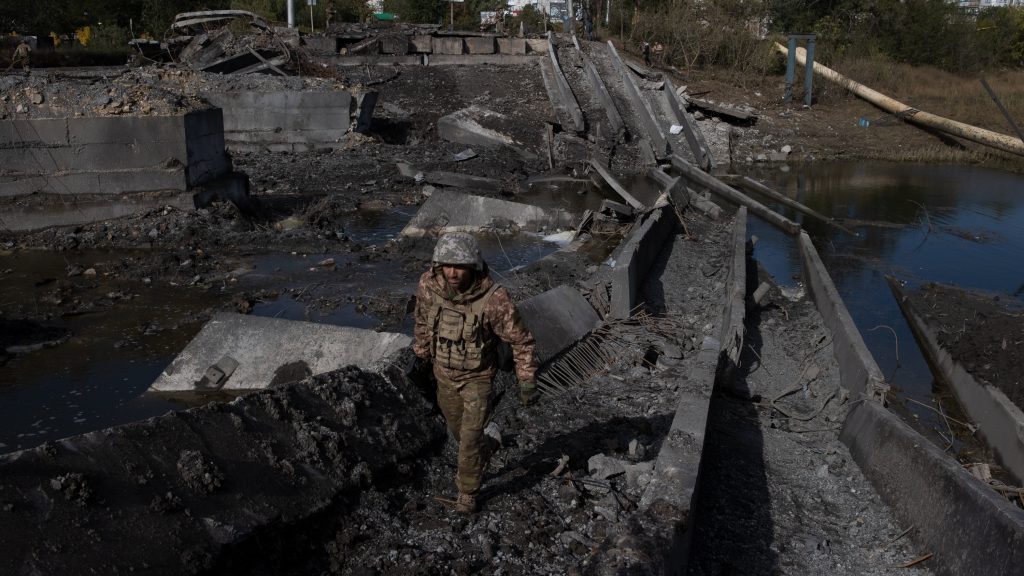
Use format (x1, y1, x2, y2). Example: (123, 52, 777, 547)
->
(9, 40, 31, 75)
(412, 232, 539, 514)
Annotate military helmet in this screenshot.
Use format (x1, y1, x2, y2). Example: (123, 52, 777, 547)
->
(432, 232, 484, 271)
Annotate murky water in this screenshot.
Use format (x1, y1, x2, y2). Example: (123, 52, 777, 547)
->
(0, 215, 566, 452)
(742, 161, 1024, 450)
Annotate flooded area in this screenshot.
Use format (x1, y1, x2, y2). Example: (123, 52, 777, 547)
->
(0, 220, 567, 453)
(741, 161, 1024, 453)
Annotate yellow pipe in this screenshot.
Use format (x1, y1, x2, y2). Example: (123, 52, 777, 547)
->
(775, 42, 1024, 157)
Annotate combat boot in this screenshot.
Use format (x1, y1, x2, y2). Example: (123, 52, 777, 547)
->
(455, 493, 477, 514)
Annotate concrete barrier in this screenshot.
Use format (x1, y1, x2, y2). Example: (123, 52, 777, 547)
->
(518, 285, 601, 364)
(465, 37, 496, 54)
(0, 109, 229, 196)
(608, 206, 678, 319)
(889, 277, 1024, 484)
(842, 400, 1024, 576)
(202, 91, 355, 152)
(638, 207, 748, 572)
(0, 360, 445, 575)
(432, 36, 464, 55)
(426, 54, 540, 66)
(497, 38, 527, 55)
(400, 188, 577, 237)
(798, 232, 887, 400)
(148, 314, 411, 393)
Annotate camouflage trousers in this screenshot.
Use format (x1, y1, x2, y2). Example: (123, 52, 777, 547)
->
(434, 369, 494, 496)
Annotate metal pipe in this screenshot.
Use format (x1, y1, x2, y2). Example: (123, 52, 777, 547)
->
(287, 0, 295, 28)
(775, 42, 1024, 158)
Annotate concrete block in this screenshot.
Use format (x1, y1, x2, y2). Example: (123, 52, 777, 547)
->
(518, 285, 600, 363)
(432, 36, 464, 55)
(464, 37, 495, 54)
(842, 400, 1024, 576)
(0, 192, 194, 232)
(203, 91, 352, 151)
(380, 35, 409, 55)
(526, 38, 550, 53)
(400, 188, 577, 237)
(426, 54, 539, 66)
(148, 313, 411, 392)
(410, 35, 433, 53)
(0, 118, 68, 146)
(437, 106, 517, 150)
(496, 38, 527, 55)
(609, 206, 677, 319)
(304, 36, 335, 53)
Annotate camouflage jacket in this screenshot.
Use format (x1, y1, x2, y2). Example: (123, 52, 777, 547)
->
(413, 268, 538, 384)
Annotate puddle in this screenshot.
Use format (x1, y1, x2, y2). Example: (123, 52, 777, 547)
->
(742, 161, 1024, 453)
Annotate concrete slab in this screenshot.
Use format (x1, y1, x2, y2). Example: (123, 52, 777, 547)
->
(400, 188, 577, 237)
(465, 37, 496, 54)
(148, 313, 411, 393)
(518, 285, 600, 364)
(496, 38, 527, 55)
(432, 36, 464, 55)
(842, 400, 1024, 576)
(426, 54, 539, 66)
(437, 106, 518, 150)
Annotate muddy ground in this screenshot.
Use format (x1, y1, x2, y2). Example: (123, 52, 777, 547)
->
(906, 283, 1024, 412)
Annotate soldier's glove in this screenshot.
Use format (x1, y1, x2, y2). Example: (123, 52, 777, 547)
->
(519, 381, 540, 406)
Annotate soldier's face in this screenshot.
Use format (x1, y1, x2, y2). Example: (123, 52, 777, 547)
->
(442, 265, 474, 292)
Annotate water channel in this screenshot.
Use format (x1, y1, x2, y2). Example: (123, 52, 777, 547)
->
(741, 161, 1024, 455)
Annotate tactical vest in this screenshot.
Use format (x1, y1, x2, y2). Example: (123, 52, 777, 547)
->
(429, 283, 500, 371)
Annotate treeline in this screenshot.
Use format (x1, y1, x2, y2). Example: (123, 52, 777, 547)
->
(620, 0, 1024, 74)
(5, 0, 1022, 73)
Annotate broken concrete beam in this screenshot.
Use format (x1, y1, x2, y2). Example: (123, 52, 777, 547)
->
(609, 206, 677, 319)
(410, 35, 433, 53)
(729, 175, 855, 236)
(662, 75, 713, 171)
(426, 171, 502, 192)
(589, 159, 644, 210)
(303, 36, 335, 54)
(687, 97, 758, 123)
(606, 41, 667, 160)
(437, 106, 518, 149)
(547, 35, 585, 133)
(518, 285, 601, 364)
(580, 51, 624, 137)
(148, 313, 411, 393)
(600, 199, 633, 220)
(526, 38, 550, 53)
(646, 167, 722, 219)
(0, 110, 229, 196)
(432, 36, 464, 55)
(400, 188, 577, 237)
(671, 155, 799, 234)
(379, 35, 409, 55)
(496, 38, 527, 55)
(465, 37, 496, 54)
(202, 91, 353, 152)
(0, 361, 444, 575)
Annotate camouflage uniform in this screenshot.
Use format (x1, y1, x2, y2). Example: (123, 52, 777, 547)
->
(12, 42, 30, 73)
(413, 234, 538, 500)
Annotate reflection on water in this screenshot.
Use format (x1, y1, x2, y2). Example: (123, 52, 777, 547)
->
(744, 161, 1024, 450)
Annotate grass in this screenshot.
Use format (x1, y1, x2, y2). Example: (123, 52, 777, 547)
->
(821, 57, 1024, 137)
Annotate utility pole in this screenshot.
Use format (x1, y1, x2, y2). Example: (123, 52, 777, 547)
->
(309, 0, 316, 33)
(287, 0, 295, 28)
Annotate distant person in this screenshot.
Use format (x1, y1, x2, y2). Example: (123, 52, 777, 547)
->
(642, 41, 651, 66)
(411, 232, 539, 514)
(10, 40, 31, 75)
